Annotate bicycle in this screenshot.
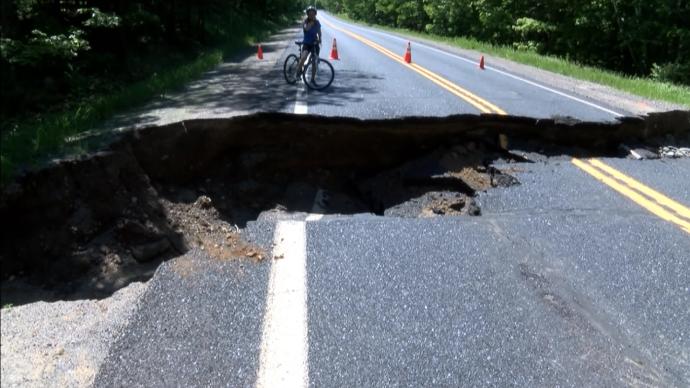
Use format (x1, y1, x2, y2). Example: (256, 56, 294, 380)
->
(283, 41, 334, 91)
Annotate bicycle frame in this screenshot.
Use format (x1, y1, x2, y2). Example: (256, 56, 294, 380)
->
(285, 40, 333, 89)
(299, 43, 320, 76)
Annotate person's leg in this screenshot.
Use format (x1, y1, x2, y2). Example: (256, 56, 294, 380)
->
(310, 46, 318, 80)
(297, 44, 313, 76)
(297, 50, 309, 75)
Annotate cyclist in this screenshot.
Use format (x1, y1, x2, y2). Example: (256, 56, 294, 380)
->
(297, 6, 321, 76)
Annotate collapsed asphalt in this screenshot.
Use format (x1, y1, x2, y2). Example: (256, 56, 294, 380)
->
(94, 175, 690, 386)
(1, 111, 689, 387)
(5, 111, 687, 304)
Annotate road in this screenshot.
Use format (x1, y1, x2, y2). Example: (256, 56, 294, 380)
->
(296, 12, 627, 120)
(100, 12, 682, 132)
(94, 157, 690, 387)
(93, 12, 689, 388)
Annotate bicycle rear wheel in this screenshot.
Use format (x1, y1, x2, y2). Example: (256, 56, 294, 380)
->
(302, 58, 334, 90)
(283, 54, 300, 84)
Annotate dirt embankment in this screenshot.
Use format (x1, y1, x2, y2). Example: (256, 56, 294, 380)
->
(1, 111, 688, 304)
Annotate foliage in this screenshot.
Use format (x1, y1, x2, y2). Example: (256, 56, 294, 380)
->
(1, 0, 304, 121)
(320, 0, 690, 86)
(1, 0, 305, 183)
(1, 29, 90, 65)
(341, 17, 690, 107)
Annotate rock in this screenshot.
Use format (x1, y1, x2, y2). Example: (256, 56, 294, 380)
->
(620, 144, 658, 160)
(130, 239, 170, 262)
(195, 195, 213, 209)
(490, 170, 520, 187)
(659, 146, 690, 158)
(635, 148, 659, 159)
(466, 200, 482, 216)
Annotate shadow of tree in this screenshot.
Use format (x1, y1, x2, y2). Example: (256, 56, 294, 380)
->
(98, 28, 384, 133)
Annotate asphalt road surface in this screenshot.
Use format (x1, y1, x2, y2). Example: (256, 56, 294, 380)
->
(93, 12, 689, 388)
(295, 12, 629, 120)
(101, 11, 682, 131)
(94, 155, 690, 388)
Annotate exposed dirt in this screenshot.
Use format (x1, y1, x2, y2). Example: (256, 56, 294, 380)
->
(161, 196, 265, 261)
(1, 111, 688, 305)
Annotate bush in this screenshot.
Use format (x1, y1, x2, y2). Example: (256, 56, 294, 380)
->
(651, 62, 690, 86)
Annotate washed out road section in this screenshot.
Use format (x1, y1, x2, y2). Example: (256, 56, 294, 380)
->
(2, 111, 688, 387)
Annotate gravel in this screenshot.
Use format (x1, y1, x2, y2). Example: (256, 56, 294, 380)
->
(1, 281, 148, 388)
(659, 146, 690, 158)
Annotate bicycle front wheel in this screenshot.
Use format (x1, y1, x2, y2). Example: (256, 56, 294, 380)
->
(302, 58, 334, 90)
(283, 54, 300, 84)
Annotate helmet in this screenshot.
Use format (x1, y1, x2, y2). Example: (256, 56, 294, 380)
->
(306, 6, 317, 15)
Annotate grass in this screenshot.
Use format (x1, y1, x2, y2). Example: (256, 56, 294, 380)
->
(1, 50, 223, 183)
(334, 13, 690, 108)
(0, 18, 294, 185)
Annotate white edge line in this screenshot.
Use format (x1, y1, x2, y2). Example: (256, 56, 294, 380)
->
(485, 67, 624, 117)
(295, 84, 308, 114)
(323, 13, 624, 118)
(256, 221, 309, 388)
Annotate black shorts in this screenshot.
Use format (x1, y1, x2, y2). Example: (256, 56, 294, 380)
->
(303, 43, 320, 55)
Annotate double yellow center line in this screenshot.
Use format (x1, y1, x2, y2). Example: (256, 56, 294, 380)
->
(321, 19, 506, 115)
(324, 18, 690, 235)
(573, 158, 690, 234)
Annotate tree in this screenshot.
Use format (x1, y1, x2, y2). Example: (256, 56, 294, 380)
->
(320, 0, 690, 85)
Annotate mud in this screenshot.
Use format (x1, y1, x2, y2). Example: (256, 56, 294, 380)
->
(1, 111, 688, 305)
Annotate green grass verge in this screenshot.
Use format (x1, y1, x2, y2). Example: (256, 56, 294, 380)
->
(1, 50, 223, 183)
(0, 19, 293, 185)
(334, 13, 690, 108)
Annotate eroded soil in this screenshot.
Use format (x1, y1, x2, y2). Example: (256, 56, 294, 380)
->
(1, 111, 688, 305)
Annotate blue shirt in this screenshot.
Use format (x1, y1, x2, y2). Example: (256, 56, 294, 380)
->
(303, 20, 321, 45)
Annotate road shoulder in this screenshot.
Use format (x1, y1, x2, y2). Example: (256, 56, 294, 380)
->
(324, 13, 686, 116)
(0, 282, 148, 388)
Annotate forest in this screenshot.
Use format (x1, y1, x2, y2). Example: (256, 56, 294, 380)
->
(2, 0, 688, 122)
(318, 0, 690, 86)
(1, 0, 304, 121)
(2, 1, 688, 182)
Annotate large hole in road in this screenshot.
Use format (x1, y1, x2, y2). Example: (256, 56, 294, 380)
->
(1, 111, 688, 304)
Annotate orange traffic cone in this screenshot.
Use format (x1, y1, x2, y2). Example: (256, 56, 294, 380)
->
(330, 38, 340, 60)
(257, 44, 264, 60)
(403, 42, 412, 63)
(479, 55, 485, 70)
